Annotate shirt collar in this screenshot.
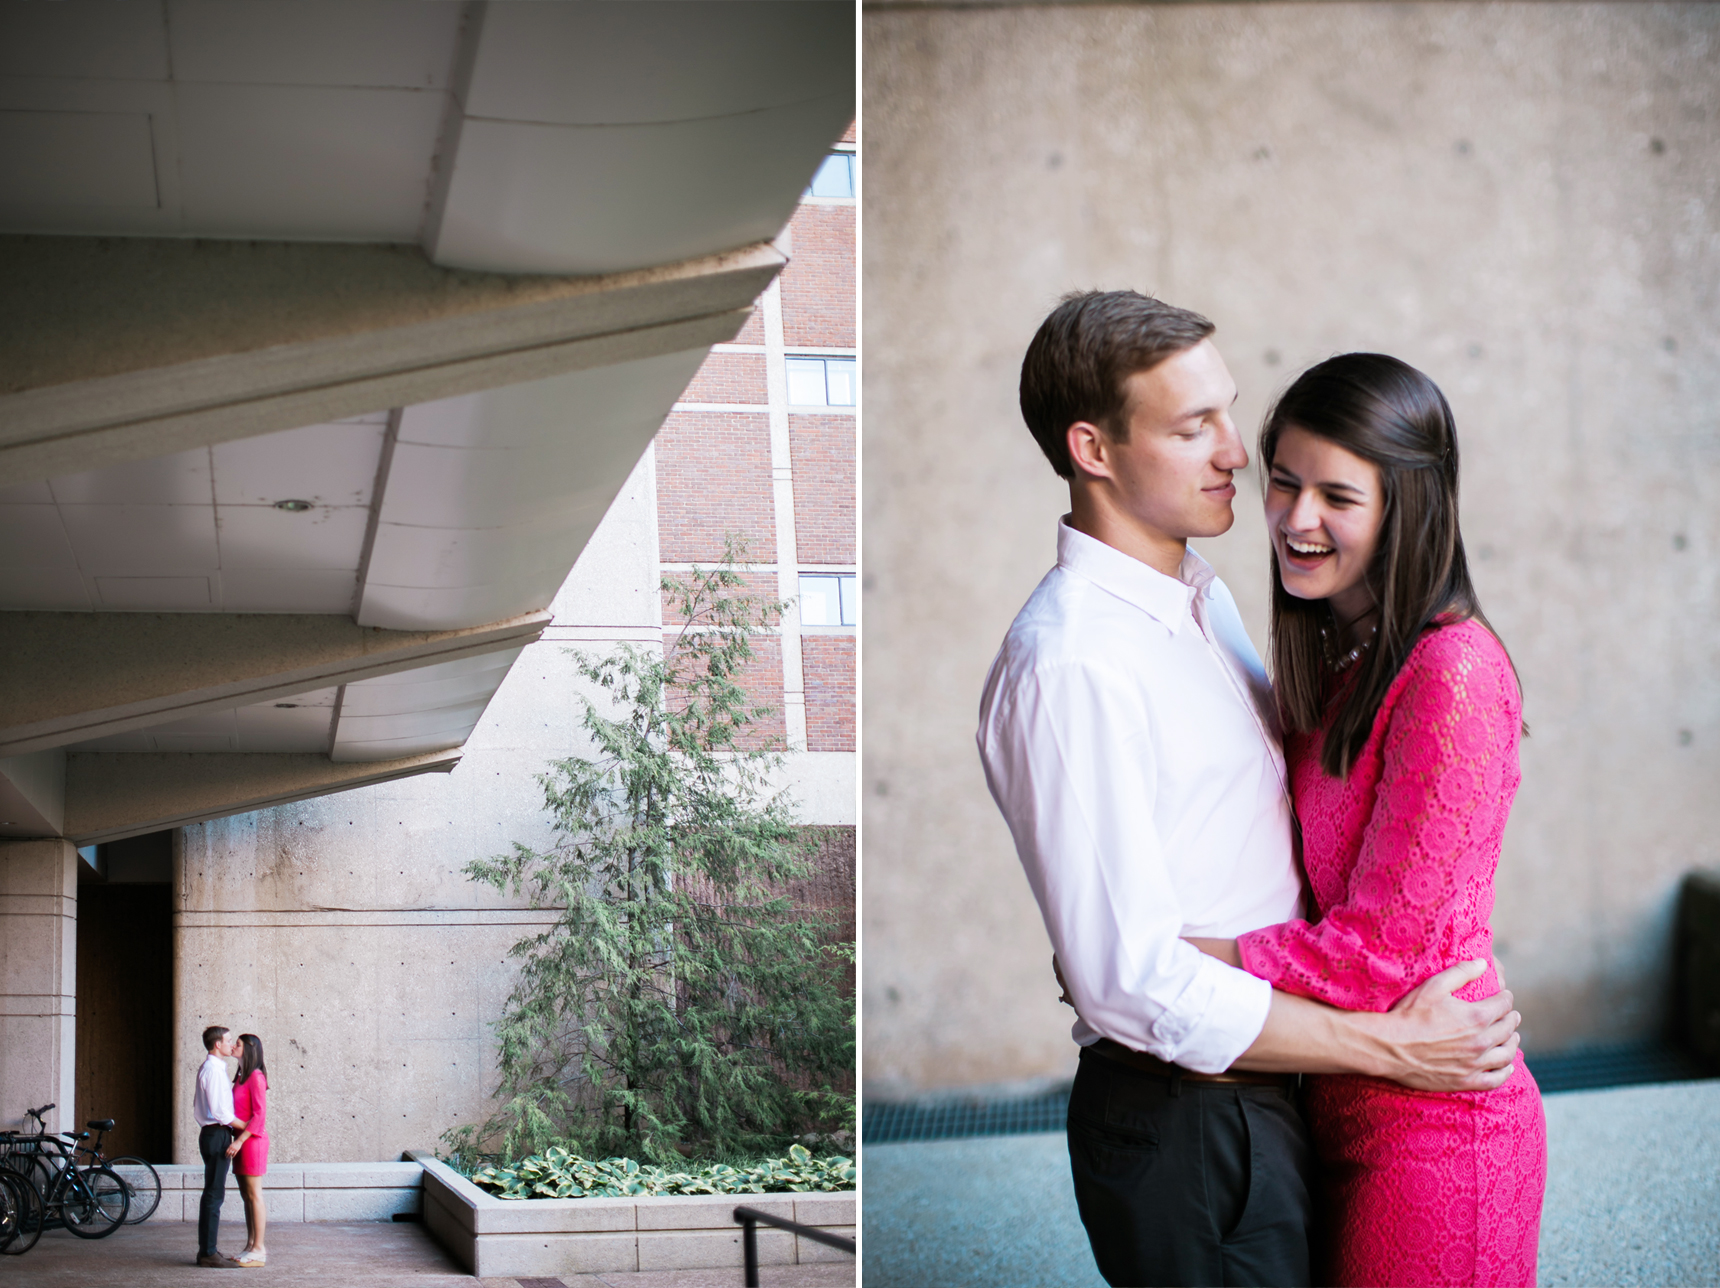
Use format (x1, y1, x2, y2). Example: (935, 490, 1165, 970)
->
(1056, 517, 1213, 628)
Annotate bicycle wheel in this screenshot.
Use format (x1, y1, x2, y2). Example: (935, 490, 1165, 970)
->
(0, 1168, 43, 1255)
(105, 1157, 161, 1224)
(60, 1165, 128, 1238)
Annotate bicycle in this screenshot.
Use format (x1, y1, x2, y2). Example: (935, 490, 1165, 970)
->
(73, 1120, 161, 1224)
(0, 1104, 129, 1239)
(0, 1163, 44, 1255)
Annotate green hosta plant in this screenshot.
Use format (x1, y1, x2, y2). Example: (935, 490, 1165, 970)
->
(445, 546, 855, 1166)
(470, 1143, 857, 1200)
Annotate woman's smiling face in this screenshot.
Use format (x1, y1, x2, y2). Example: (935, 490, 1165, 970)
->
(1264, 425, 1386, 627)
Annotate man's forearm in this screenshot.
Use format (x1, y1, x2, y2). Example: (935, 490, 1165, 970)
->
(1231, 989, 1397, 1075)
(1229, 962, 1522, 1091)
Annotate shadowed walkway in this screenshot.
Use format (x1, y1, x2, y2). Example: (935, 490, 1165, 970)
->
(1, 1220, 854, 1288)
(862, 1079, 1720, 1287)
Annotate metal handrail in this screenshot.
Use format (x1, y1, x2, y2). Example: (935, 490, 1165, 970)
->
(732, 1204, 855, 1288)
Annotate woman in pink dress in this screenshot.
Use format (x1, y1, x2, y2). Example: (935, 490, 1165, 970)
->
(1196, 354, 1546, 1286)
(225, 1033, 270, 1268)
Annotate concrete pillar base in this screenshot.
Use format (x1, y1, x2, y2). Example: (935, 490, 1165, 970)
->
(0, 838, 77, 1134)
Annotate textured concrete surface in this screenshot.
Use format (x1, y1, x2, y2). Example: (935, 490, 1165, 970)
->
(860, 1079, 1720, 1288)
(1537, 1081, 1720, 1287)
(863, 0, 1720, 1095)
(0, 1219, 854, 1286)
(0, 840, 78, 1136)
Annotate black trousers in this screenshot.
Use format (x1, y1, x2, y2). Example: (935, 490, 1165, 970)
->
(197, 1125, 232, 1257)
(1067, 1045, 1316, 1288)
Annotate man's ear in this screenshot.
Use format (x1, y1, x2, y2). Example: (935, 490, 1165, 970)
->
(1066, 420, 1112, 481)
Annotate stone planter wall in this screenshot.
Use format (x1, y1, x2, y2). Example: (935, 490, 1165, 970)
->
(119, 1161, 422, 1223)
(407, 1151, 856, 1278)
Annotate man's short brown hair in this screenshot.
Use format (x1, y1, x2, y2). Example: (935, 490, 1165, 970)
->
(202, 1025, 228, 1051)
(1019, 290, 1216, 479)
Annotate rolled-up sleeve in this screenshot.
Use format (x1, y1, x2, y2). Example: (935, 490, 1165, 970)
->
(979, 656, 1271, 1073)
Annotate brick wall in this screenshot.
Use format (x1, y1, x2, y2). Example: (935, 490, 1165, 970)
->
(780, 204, 856, 349)
(654, 410, 774, 563)
(789, 414, 857, 565)
(802, 635, 856, 752)
(664, 631, 787, 749)
(680, 352, 767, 404)
(731, 309, 765, 345)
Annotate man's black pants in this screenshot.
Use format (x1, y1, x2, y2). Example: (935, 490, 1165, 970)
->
(1067, 1045, 1316, 1288)
(197, 1125, 232, 1258)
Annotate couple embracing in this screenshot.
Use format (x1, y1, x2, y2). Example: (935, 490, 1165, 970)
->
(978, 291, 1547, 1288)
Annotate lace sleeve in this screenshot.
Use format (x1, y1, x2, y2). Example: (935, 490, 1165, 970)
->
(1237, 625, 1517, 1011)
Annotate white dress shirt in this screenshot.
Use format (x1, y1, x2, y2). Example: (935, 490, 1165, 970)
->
(193, 1053, 237, 1127)
(977, 520, 1306, 1073)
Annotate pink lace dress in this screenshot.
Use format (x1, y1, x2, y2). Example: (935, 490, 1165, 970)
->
(1237, 619, 1546, 1287)
(232, 1071, 269, 1177)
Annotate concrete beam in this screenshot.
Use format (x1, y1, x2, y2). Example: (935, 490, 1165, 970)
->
(62, 750, 461, 846)
(0, 750, 66, 840)
(0, 610, 550, 757)
(0, 236, 783, 486)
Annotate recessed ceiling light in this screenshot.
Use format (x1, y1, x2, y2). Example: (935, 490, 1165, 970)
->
(274, 499, 313, 512)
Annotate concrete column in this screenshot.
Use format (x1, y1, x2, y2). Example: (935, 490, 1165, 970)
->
(0, 839, 77, 1134)
(761, 273, 810, 751)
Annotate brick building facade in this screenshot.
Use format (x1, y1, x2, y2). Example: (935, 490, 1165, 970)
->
(656, 122, 857, 761)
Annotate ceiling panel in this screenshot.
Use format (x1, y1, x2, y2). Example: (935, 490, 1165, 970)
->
(0, 110, 159, 209)
(0, 504, 89, 609)
(167, 0, 464, 90)
(337, 652, 518, 717)
(0, 0, 170, 80)
(215, 504, 369, 571)
(49, 448, 211, 505)
(431, 97, 849, 274)
(59, 503, 219, 574)
(212, 420, 386, 507)
(93, 575, 212, 609)
(174, 82, 446, 240)
(464, 1, 852, 124)
(0, 77, 181, 236)
(214, 568, 358, 613)
(0, 479, 53, 504)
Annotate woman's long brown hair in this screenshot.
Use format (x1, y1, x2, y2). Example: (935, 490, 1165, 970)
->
(234, 1033, 269, 1087)
(1261, 353, 1516, 778)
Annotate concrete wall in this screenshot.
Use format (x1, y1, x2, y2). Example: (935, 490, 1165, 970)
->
(862, 2, 1720, 1093)
(171, 454, 666, 1165)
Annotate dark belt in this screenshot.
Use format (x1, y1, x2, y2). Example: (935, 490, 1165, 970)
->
(1089, 1038, 1298, 1088)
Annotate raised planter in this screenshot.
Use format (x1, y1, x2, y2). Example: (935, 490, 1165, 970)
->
(407, 1150, 856, 1278)
(137, 1161, 423, 1223)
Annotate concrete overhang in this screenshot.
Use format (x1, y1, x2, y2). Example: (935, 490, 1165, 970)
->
(0, 236, 782, 486)
(0, 609, 550, 757)
(61, 749, 461, 846)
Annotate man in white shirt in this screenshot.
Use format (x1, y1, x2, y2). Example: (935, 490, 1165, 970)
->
(193, 1025, 248, 1269)
(977, 290, 1523, 1287)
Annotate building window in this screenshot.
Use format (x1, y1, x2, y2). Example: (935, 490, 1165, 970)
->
(799, 573, 857, 627)
(786, 356, 856, 406)
(806, 152, 855, 198)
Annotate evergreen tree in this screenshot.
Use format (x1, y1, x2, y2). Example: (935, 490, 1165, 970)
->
(449, 553, 854, 1166)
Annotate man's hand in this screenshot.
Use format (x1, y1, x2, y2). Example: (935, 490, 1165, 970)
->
(1235, 958, 1521, 1087)
(1052, 953, 1074, 1008)
(1377, 960, 1521, 1092)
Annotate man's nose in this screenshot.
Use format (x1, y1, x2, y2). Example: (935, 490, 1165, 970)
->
(1213, 416, 1248, 470)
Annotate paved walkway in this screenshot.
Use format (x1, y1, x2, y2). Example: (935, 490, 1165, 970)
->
(862, 1078, 1720, 1287)
(1, 1220, 854, 1288)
